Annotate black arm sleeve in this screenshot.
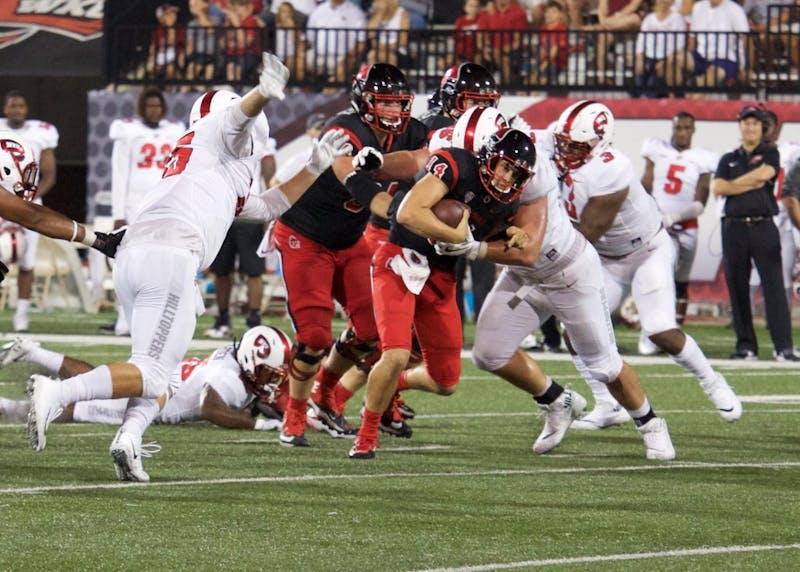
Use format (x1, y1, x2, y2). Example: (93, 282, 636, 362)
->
(344, 170, 384, 208)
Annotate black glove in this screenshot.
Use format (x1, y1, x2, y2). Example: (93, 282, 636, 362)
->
(352, 146, 384, 173)
(93, 227, 127, 258)
(0, 261, 8, 284)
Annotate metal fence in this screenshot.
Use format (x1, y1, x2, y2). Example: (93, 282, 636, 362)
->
(107, 10, 799, 97)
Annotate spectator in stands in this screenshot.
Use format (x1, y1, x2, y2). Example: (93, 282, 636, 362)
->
(146, 3, 186, 82)
(583, 0, 648, 85)
(185, 0, 222, 85)
(477, 0, 530, 84)
(305, 0, 368, 84)
(399, 0, 431, 29)
(274, 2, 308, 81)
(663, 0, 749, 94)
(530, 1, 569, 85)
(633, 0, 687, 97)
(267, 0, 317, 24)
(366, 0, 411, 66)
(564, 0, 592, 28)
(454, 0, 482, 64)
(223, 0, 264, 83)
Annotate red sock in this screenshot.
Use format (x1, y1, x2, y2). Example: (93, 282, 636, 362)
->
(314, 367, 340, 408)
(396, 370, 410, 392)
(360, 408, 382, 439)
(284, 396, 308, 435)
(332, 382, 354, 414)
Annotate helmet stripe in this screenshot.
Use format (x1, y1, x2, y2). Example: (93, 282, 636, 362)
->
(563, 100, 595, 134)
(464, 107, 487, 154)
(199, 90, 218, 119)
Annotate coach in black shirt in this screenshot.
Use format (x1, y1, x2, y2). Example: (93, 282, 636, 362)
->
(712, 105, 798, 361)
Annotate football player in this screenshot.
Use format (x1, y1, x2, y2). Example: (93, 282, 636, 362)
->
(434, 107, 675, 460)
(341, 122, 534, 459)
(97, 88, 186, 336)
(640, 112, 718, 353)
(26, 53, 351, 483)
(0, 131, 123, 276)
(1, 91, 60, 331)
(273, 63, 428, 448)
(0, 326, 290, 437)
(550, 101, 741, 429)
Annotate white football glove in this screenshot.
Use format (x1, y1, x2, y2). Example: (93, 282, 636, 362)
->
(258, 52, 290, 100)
(509, 114, 533, 135)
(434, 228, 483, 260)
(306, 129, 351, 176)
(352, 146, 384, 172)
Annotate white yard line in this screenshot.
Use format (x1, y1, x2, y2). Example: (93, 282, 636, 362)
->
(1, 461, 798, 495)
(411, 543, 800, 571)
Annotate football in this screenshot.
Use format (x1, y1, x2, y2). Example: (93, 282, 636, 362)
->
(432, 199, 469, 228)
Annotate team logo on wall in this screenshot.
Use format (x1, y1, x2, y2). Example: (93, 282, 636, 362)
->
(0, 0, 103, 49)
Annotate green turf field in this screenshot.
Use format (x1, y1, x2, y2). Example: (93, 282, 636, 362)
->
(1, 310, 799, 570)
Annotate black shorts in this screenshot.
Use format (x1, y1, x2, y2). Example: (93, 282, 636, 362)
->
(209, 220, 265, 276)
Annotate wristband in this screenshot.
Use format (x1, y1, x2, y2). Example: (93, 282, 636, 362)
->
(70, 220, 79, 242)
(80, 228, 97, 247)
(476, 242, 488, 260)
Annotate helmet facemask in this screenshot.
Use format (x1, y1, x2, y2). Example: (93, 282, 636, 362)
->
(554, 132, 594, 173)
(451, 90, 501, 120)
(479, 155, 533, 204)
(362, 91, 413, 134)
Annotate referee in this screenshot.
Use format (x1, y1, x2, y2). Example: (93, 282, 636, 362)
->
(712, 105, 798, 361)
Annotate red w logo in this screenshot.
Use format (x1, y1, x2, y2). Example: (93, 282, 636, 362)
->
(0, 0, 103, 50)
(593, 112, 609, 137)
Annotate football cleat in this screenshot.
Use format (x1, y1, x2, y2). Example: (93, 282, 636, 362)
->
(774, 348, 800, 362)
(519, 334, 542, 351)
(395, 393, 416, 420)
(702, 372, 742, 422)
(308, 399, 355, 436)
(306, 405, 355, 439)
(572, 401, 631, 430)
(204, 324, 231, 339)
(26, 374, 63, 451)
(729, 349, 758, 361)
(379, 397, 413, 438)
(0, 337, 39, 367)
(348, 434, 378, 459)
(13, 313, 29, 333)
(532, 389, 587, 454)
(637, 332, 660, 356)
(279, 431, 310, 447)
(637, 417, 676, 460)
(110, 432, 160, 482)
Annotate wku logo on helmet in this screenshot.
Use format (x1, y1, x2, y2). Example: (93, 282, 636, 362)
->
(0, 0, 103, 49)
(593, 112, 609, 137)
(253, 335, 272, 360)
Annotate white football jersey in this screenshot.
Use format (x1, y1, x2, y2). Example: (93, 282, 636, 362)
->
(129, 104, 288, 269)
(109, 117, 186, 221)
(560, 145, 662, 257)
(641, 138, 718, 219)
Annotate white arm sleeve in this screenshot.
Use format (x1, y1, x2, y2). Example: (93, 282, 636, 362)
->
(110, 139, 130, 221)
(221, 104, 259, 158)
(238, 187, 292, 222)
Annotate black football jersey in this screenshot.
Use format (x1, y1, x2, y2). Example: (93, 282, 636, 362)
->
(280, 111, 428, 250)
(389, 147, 520, 272)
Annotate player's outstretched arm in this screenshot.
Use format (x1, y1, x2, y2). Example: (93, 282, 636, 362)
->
(199, 385, 279, 430)
(239, 52, 290, 118)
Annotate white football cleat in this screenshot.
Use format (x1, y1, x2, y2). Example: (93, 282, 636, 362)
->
(532, 389, 587, 454)
(204, 324, 231, 339)
(637, 417, 676, 460)
(702, 372, 743, 422)
(0, 337, 39, 367)
(572, 401, 631, 430)
(519, 334, 542, 351)
(110, 432, 160, 482)
(13, 313, 29, 333)
(26, 374, 63, 451)
(637, 332, 659, 356)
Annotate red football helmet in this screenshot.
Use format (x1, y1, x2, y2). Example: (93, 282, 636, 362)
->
(0, 131, 38, 201)
(553, 100, 615, 172)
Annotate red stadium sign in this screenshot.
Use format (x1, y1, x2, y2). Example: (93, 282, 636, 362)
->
(0, 0, 102, 49)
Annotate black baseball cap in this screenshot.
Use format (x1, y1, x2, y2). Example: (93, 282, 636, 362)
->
(737, 105, 763, 121)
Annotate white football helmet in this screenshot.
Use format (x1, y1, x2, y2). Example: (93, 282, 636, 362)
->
(236, 325, 291, 403)
(553, 100, 615, 172)
(451, 106, 509, 155)
(189, 89, 241, 125)
(0, 131, 38, 201)
(0, 229, 26, 264)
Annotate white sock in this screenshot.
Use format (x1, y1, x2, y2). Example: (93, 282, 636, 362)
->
(119, 398, 160, 441)
(627, 396, 651, 419)
(572, 354, 616, 405)
(58, 365, 114, 405)
(15, 298, 30, 318)
(672, 334, 715, 385)
(25, 346, 65, 374)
